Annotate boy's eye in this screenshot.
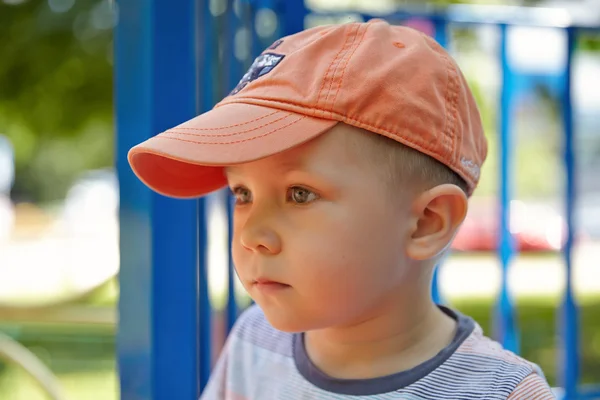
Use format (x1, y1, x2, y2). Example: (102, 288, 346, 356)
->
(231, 186, 318, 205)
(287, 186, 318, 204)
(232, 187, 252, 204)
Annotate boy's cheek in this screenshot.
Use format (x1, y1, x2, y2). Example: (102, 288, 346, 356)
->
(230, 243, 249, 280)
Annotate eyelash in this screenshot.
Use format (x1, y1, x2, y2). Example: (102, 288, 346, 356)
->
(230, 186, 319, 205)
(230, 186, 251, 205)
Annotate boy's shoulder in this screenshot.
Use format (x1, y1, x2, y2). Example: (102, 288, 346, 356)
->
(457, 320, 544, 375)
(214, 304, 553, 399)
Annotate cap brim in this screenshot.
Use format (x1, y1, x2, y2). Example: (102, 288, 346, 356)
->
(128, 103, 337, 198)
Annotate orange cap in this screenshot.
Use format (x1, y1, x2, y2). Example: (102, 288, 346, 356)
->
(128, 19, 487, 197)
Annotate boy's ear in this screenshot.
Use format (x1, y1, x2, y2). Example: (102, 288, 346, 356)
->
(405, 184, 468, 261)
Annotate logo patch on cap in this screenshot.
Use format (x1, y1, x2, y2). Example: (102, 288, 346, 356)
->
(267, 39, 283, 50)
(230, 53, 285, 96)
(461, 157, 480, 179)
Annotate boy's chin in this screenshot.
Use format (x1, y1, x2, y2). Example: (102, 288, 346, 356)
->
(263, 312, 306, 333)
(259, 305, 315, 333)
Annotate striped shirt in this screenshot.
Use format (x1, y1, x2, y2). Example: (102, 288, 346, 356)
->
(200, 305, 556, 399)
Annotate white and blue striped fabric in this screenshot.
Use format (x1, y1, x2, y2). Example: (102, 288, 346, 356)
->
(200, 305, 555, 399)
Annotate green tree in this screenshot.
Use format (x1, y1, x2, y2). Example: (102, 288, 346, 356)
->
(0, 0, 114, 203)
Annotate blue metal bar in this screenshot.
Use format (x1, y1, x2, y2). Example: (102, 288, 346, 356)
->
(197, 0, 215, 390)
(580, 385, 600, 399)
(249, 3, 264, 59)
(495, 24, 519, 355)
(115, 1, 153, 398)
(309, 6, 600, 29)
(222, 1, 242, 333)
(225, 0, 243, 94)
(152, 200, 200, 399)
(238, 0, 254, 71)
(151, 0, 202, 398)
(280, 0, 308, 37)
(198, 0, 215, 109)
(430, 262, 443, 305)
(430, 18, 449, 306)
(558, 26, 579, 400)
(226, 193, 238, 333)
(116, 0, 202, 398)
(197, 198, 211, 390)
(433, 19, 448, 48)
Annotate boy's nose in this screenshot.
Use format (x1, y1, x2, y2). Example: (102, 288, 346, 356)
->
(239, 219, 282, 255)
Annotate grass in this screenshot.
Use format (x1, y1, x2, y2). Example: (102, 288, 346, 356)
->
(0, 323, 116, 400)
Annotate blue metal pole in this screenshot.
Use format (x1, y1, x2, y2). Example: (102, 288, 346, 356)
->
(218, 0, 241, 335)
(431, 18, 448, 306)
(495, 23, 519, 355)
(197, 0, 215, 390)
(115, 1, 153, 397)
(197, 198, 211, 390)
(280, 0, 308, 37)
(226, 193, 238, 332)
(249, 2, 263, 59)
(558, 26, 579, 400)
(152, 0, 203, 397)
(308, 9, 600, 30)
(237, 0, 254, 72)
(225, 0, 243, 94)
(433, 18, 448, 65)
(116, 0, 202, 398)
(152, 1, 203, 396)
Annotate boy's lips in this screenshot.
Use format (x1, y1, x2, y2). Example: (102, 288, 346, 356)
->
(253, 277, 289, 286)
(252, 278, 291, 293)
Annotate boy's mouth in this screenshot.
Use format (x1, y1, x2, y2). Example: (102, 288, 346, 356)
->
(253, 277, 288, 285)
(252, 278, 291, 292)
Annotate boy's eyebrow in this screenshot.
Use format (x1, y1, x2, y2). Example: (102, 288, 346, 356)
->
(224, 157, 308, 176)
(277, 157, 307, 172)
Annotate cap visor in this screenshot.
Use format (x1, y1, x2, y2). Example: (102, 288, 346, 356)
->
(128, 103, 337, 198)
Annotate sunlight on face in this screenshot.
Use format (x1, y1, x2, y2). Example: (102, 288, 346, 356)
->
(226, 124, 415, 333)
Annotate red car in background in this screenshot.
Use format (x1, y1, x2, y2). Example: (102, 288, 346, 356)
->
(451, 198, 566, 253)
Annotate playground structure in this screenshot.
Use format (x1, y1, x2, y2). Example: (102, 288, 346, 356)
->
(109, 1, 599, 400)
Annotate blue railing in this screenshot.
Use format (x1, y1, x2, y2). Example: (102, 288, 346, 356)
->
(114, 1, 599, 399)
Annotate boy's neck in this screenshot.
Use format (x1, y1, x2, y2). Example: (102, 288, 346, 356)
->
(304, 285, 457, 380)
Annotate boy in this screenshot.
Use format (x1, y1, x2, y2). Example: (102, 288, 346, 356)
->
(128, 19, 555, 399)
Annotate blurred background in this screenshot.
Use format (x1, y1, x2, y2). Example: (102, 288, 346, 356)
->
(0, 0, 599, 399)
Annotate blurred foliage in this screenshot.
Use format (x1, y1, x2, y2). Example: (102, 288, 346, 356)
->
(0, 321, 116, 400)
(0, 0, 114, 204)
(579, 33, 600, 52)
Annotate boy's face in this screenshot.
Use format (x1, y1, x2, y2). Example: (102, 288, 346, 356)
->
(226, 124, 417, 333)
